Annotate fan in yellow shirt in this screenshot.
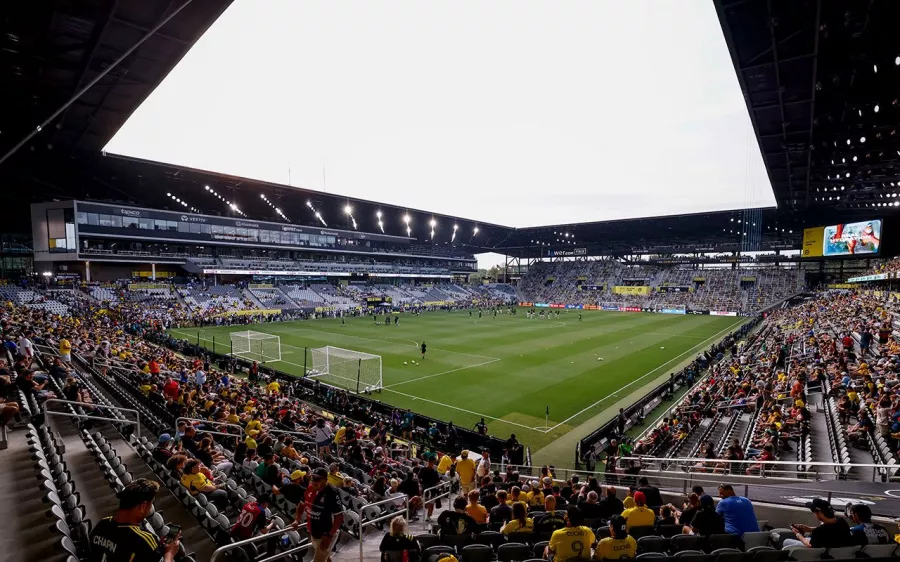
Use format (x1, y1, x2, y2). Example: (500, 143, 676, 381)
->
(620, 492, 655, 530)
(456, 451, 477, 494)
(266, 380, 281, 394)
(437, 454, 453, 475)
(593, 515, 636, 560)
(546, 507, 594, 561)
(501, 503, 534, 535)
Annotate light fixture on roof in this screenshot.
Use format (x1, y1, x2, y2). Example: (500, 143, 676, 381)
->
(204, 185, 210, 191)
(853, 156, 858, 162)
(896, 56, 900, 66)
(429, 218, 437, 228)
(473, 226, 479, 235)
(847, 139, 851, 145)
(875, 105, 880, 113)
(403, 214, 411, 224)
(344, 204, 352, 215)
(874, 64, 878, 73)
(860, 136, 866, 143)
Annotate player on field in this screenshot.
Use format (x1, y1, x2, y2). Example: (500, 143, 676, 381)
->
(341, 316, 346, 327)
(421, 341, 427, 360)
(578, 314, 582, 321)
(394, 315, 399, 325)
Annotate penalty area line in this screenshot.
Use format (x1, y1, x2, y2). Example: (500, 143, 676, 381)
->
(380, 387, 537, 432)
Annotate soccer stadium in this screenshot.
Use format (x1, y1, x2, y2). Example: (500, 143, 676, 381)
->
(3, 1, 900, 562)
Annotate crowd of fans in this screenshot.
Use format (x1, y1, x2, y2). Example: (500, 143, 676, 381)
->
(4, 281, 900, 562)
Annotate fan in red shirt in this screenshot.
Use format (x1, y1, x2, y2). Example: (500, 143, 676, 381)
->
(162, 378, 180, 400)
(231, 494, 274, 540)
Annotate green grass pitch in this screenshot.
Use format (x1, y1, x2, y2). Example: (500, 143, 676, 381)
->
(169, 309, 742, 454)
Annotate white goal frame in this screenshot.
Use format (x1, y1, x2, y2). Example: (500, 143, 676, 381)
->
(230, 330, 281, 363)
(308, 346, 382, 393)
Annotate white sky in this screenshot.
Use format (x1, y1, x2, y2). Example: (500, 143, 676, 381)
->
(105, 0, 775, 229)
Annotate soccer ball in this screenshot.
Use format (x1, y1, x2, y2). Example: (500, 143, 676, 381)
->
(598, 357, 604, 361)
(404, 361, 408, 365)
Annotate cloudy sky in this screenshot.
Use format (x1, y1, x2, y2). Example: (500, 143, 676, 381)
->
(106, 0, 774, 238)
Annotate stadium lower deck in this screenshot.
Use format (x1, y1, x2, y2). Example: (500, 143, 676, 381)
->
(170, 309, 744, 453)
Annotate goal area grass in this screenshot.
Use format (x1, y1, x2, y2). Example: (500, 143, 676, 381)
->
(169, 308, 743, 453)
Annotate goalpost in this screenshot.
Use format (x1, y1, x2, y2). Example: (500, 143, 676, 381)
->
(308, 346, 382, 393)
(230, 330, 282, 363)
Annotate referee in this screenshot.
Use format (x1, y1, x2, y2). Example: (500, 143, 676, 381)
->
(421, 341, 427, 360)
(89, 479, 181, 562)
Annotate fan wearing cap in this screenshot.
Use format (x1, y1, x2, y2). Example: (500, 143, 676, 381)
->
(457, 451, 477, 495)
(593, 515, 636, 560)
(296, 467, 344, 562)
(620, 491, 655, 531)
(782, 498, 853, 549)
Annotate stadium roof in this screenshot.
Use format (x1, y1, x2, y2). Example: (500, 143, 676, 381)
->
(3, 0, 897, 258)
(715, 0, 900, 213)
(0, 0, 231, 160)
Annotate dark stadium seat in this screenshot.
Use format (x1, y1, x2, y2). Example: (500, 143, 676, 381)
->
(637, 536, 670, 554)
(461, 544, 495, 562)
(497, 543, 531, 562)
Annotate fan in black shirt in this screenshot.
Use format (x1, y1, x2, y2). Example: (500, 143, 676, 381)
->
(379, 516, 421, 562)
(689, 495, 725, 537)
(88, 479, 180, 562)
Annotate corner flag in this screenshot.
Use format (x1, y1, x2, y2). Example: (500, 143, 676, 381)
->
(546, 405, 550, 417)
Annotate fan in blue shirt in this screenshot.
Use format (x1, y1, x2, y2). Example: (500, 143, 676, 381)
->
(716, 485, 759, 536)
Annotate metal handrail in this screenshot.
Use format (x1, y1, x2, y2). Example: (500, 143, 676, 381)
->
(176, 417, 245, 441)
(43, 398, 142, 440)
(420, 480, 452, 530)
(210, 532, 310, 562)
(357, 495, 410, 562)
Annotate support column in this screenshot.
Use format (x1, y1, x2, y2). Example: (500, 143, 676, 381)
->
(85, 261, 91, 283)
(151, 263, 156, 281)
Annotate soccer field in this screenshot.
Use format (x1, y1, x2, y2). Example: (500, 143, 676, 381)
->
(169, 309, 742, 454)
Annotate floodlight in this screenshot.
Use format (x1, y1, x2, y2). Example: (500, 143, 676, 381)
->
(167, 192, 171, 197)
(376, 210, 382, 218)
(860, 136, 866, 143)
(853, 156, 857, 162)
(344, 204, 353, 215)
(875, 105, 880, 113)
(873, 64, 878, 73)
(453, 224, 458, 230)
(403, 214, 411, 224)
(306, 200, 313, 208)
(896, 56, 900, 66)
(260, 194, 265, 199)
(473, 226, 479, 234)
(204, 185, 210, 190)
(429, 218, 436, 228)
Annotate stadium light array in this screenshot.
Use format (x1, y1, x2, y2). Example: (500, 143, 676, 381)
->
(259, 193, 289, 222)
(203, 185, 246, 216)
(305, 200, 327, 226)
(452, 224, 458, 243)
(167, 193, 199, 213)
(344, 204, 357, 230)
(376, 210, 384, 233)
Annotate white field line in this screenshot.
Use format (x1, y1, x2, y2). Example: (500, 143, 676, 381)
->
(380, 387, 536, 431)
(383, 358, 501, 389)
(542, 319, 744, 433)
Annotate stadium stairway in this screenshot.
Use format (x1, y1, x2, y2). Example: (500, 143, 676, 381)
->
(0, 429, 73, 562)
(79, 384, 220, 561)
(275, 285, 300, 308)
(242, 289, 265, 308)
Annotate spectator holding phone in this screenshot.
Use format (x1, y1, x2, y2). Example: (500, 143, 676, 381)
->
(88, 479, 181, 562)
(782, 498, 853, 549)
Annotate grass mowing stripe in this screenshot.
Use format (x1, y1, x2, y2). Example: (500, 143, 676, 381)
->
(545, 318, 743, 431)
(168, 310, 740, 454)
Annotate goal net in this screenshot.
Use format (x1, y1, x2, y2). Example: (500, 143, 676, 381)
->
(309, 346, 382, 393)
(230, 330, 281, 363)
